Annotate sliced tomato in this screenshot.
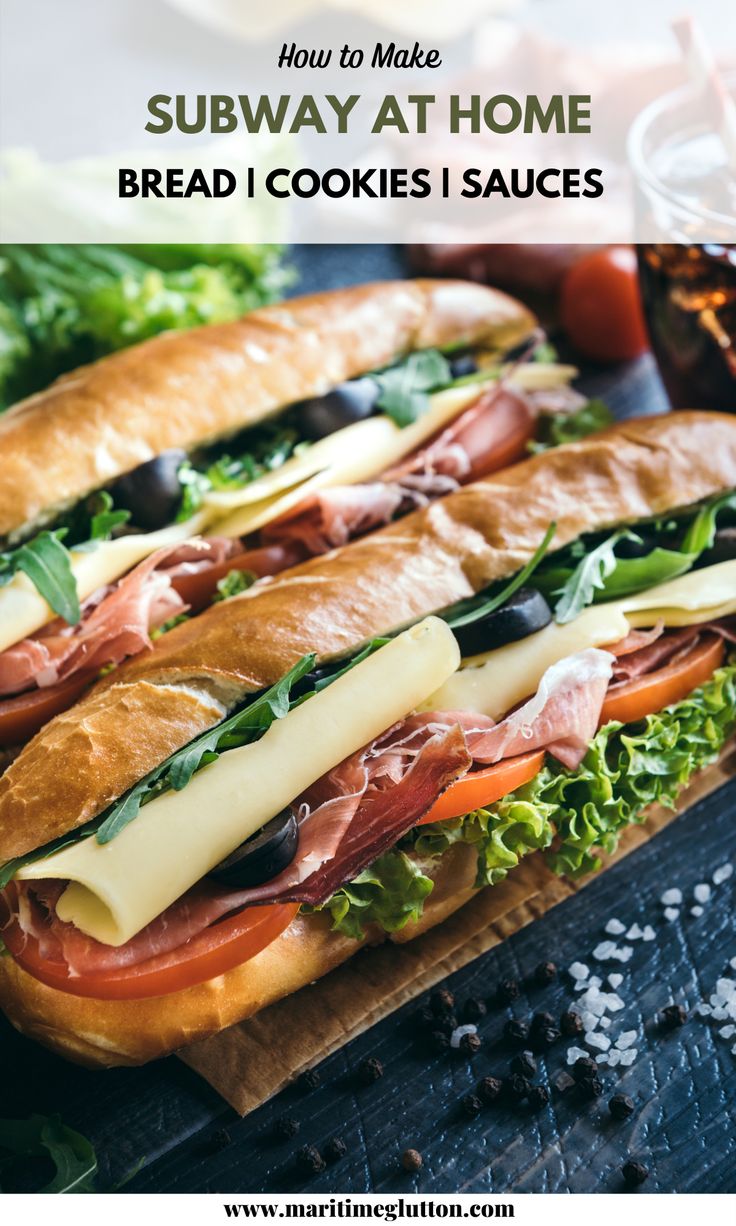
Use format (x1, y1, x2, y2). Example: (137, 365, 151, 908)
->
(0, 672, 97, 747)
(416, 750, 545, 826)
(600, 634, 725, 726)
(170, 542, 305, 612)
(8, 902, 299, 1000)
(453, 387, 537, 482)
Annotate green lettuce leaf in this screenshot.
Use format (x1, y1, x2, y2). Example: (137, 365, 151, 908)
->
(0, 1115, 97, 1193)
(374, 349, 452, 427)
(310, 850, 435, 940)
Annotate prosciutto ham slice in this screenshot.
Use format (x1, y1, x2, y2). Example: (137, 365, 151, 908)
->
(608, 619, 736, 682)
(0, 537, 238, 698)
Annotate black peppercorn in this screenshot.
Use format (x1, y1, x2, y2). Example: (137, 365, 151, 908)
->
(503, 1018, 529, 1045)
(527, 1084, 550, 1111)
(501, 1073, 531, 1103)
(296, 1144, 326, 1175)
(461, 1092, 483, 1119)
(496, 977, 520, 1004)
(359, 1056, 384, 1085)
(298, 1069, 321, 1092)
(532, 1025, 561, 1051)
(608, 1093, 635, 1121)
(572, 1055, 598, 1082)
(430, 1029, 451, 1053)
(560, 1010, 584, 1037)
(658, 1003, 687, 1030)
(576, 1074, 604, 1101)
(533, 961, 557, 986)
(401, 1148, 423, 1172)
(530, 1010, 556, 1032)
(462, 997, 488, 1023)
(431, 986, 455, 1016)
(510, 1050, 537, 1078)
(274, 1116, 300, 1140)
(477, 1075, 502, 1104)
(324, 1137, 348, 1164)
(459, 1031, 482, 1056)
(622, 1160, 649, 1188)
(431, 1012, 459, 1035)
(415, 1005, 437, 1030)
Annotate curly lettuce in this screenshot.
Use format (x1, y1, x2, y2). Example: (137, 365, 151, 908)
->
(313, 659, 736, 939)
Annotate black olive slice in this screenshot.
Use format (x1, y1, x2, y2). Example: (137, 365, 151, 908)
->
(449, 354, 478, 379)
(209, 809, 299, 888)
(295, 378, 379, 440)
(700, 528, 736, 567)
(452, 588, 552, 657)
(112, 449, 187, 532)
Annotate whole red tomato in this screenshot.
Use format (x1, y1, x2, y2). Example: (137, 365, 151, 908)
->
(560, 247, 650, 363)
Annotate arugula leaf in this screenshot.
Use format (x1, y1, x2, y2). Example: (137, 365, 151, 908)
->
(214, 569, 256, 602)
(531, 399, 614, 452)
(551, 529, 632, 623)
(591, 546, 695, 601)
(374, 349, 452, 427)
(681, 490, 736, 555)
(443, 521, 556, 631)
(12, 530, 80, 624)
(88, 490, 131, 541)
(95, 653, 316, 843)
(0, 1115, 97, 1194)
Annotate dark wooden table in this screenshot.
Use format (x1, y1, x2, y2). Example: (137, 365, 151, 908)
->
(3, 246, 733, 1195)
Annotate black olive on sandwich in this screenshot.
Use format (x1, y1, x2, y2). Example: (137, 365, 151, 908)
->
(209, 809, 299, 888)
(452, 587, 552, 657)
(112, 449, 187, 531)
(295, 378, 380, 440)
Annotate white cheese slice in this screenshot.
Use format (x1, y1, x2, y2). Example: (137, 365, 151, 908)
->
(0, 514, 207, 655)
(18, 616, 460, 947)
(422, 561, 736, 720)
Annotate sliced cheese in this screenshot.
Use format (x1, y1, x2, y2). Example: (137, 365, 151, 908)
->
(422, 561, 736, 720)
(0, 513, 207, 655)
(18, 616, 460, 947)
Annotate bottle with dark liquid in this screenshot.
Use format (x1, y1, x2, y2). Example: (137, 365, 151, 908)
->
(637, 245, 736, 412)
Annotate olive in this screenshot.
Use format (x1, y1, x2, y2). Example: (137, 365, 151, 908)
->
(614, 533, 657, 559)
(451, 587, 552, 657)
(209, 809, 298, 888)
(295, 378, 380, 440)
(112, 449, 187, 531)
(700, 528, 736, 567)
(449, 354, 478, 379)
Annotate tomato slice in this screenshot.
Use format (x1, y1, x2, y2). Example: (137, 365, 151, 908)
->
(0, 672, 97, 747)
(416, 750, 545, 826)
(170, 543, 305, 612)
(600, 634, 725, 726)
(8, 902, 299, 1000)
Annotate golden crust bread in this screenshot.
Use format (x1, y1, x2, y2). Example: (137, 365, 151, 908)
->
(0, 279, 534, 542)
(0, 844, 478, 1067)
(1, 409, 734, 859)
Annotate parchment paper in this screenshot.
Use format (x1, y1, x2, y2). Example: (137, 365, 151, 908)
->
(180, 745, 736, 1114)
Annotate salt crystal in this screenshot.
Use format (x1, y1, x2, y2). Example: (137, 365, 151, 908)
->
(581, 1011, 599, 1032)
(711, 1007, 729, 1021)
(713, 863, 733, 885)
(664, 907, 680, 922)
(732, 1043, 736, 1056)
(450, 1024, 477, 1048)
(615, 1030, 638, 1050)
(600, 1017, 611, 1030)
(696, 1002, 712, 1016)
(607, 1050, 621, 1067)
(574, 979, 589, 991)
(605, 993, 626, 1012)
(642, 926, 656, 942)
(626, 924, 644, 940)
(596, 1053, 609, 1064)
(716, 978, 735, 1000)
(694, 883, 712, 904)
(593, 941, 617, 960)
(586, 1031, 611, 1052)
(612, 946, 634, 963)
(661, 888, 682, 906)
(618, 1049, 638, 1067)
(566, 1046, 588, 1065)
(710, 992, 727, 1008)
(608, 973, 624, 989)
(691, 906, 704, 917)
(718, 1025, 736, 1039)
(569, 962, 589, 981)
(605, 918, 626, 936)
(589, 976, 603, 989)
(731, 958, 736, 971)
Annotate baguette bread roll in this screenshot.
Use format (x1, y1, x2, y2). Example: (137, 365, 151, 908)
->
(1, 410, 735, 859)
(0, 279, 534, 543)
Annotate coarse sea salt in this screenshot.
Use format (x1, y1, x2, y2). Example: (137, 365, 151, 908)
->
(730, 958, 736, 971)
(664, 907, 680, 922)
(642, 926, 656, 942)
(589, 976, 603, 989)
(716, 978, 735, 999)
(581, 1011, 599, 1032)
(694, 883, 712, 904)
(691, 906, 704, 918)
(566, 1046, 588, 1066)
(615, 1030, 638, 1050)
(696, 1002, 712, 1016)
(605, 918, 626, 936)
(450, 1024, 477, 1048)
(719, 1025, 736, 1039)
(600, 1016, 611, 1030)
(713, 863, 733, 885)
(574, 979, 589, 991)
(608, 973, 624, 989)
(611, 946, 634, 963)
(605, 993, 626, 1012)
(586, 1031, 611, 1052)
(661, 888, 682, 906)
(593, 941, 617, 960)
(595, 1053, 609, 1064)
(619, 1049, 638, 1067)
(607, 1050, 621, 1067)
(626, 924, 644, 940)
(569, 962, 589, 981)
